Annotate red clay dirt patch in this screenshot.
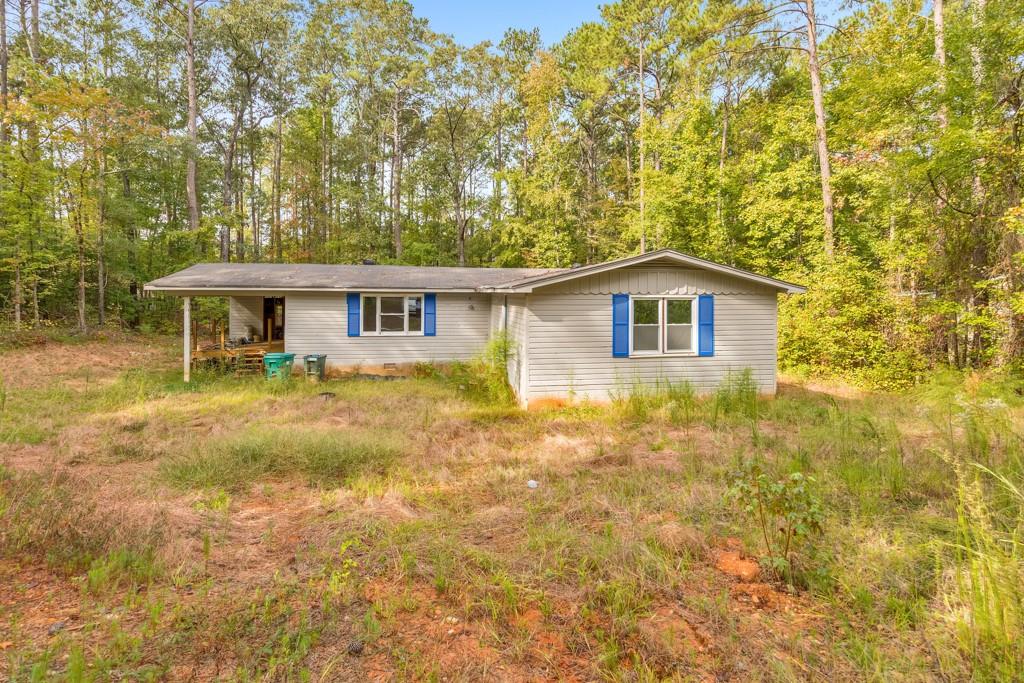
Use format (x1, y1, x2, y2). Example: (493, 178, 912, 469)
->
(359, 579, 591, 680)
(714, 550, 761, 582)
(637, 604, 713, 665)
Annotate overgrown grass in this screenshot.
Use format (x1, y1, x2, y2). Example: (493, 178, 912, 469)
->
(612, 368, 758, 426)
(6, 337, 1024, 680)
(161, 427, 404, 491)
(0, 466, 165, 580)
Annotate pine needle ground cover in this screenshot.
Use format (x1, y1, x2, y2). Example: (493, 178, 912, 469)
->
(1, 334, 1021, 681)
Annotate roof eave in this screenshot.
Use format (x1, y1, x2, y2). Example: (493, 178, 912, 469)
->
(143, 285, 485, 295)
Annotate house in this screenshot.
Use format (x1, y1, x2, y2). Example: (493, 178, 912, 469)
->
(144, 249, 805, 406)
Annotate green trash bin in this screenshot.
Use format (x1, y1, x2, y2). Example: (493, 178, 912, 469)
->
(264, 352, 296, 379)
(303, 354, 327, 382)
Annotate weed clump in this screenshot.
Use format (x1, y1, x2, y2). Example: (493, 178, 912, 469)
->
(439, 333, 518, 405)
(937, 460, 1024, 679)
(161, 427, 402, 491)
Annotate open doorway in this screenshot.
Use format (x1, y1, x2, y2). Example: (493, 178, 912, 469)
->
(263, 296, 285, 342)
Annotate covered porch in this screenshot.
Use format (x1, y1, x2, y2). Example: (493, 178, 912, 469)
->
(180, 293, 286, 381)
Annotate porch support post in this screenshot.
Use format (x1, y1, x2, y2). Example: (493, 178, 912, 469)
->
(183, 296, 191, 382)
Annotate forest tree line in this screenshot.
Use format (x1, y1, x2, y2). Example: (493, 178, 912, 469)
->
(0, 0, 1022, 387)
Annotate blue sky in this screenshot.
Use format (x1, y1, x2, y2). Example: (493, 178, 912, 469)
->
(409, 0, 859, 48)
(410, 0, 603, 47)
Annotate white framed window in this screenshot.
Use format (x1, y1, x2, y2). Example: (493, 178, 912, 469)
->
(630, 296, 696, 355)
(361, 294, 423, 335)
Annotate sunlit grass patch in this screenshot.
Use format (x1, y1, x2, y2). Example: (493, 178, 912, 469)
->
(161, 426, 404, 491)
(0, 466, 166, 575)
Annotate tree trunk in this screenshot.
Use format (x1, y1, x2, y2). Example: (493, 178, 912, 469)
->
(495, 91, 504, 221)
(970, 0, 986, 205)
(638, 37, 646, 254)
(97, 45, 110, 327)
(249, 103, 259, 260)
(97, 163, 106, 326)
(321, 104, 330, 245)
(1, 0, 10, 325)
(13, 263, 21, 327)
(31, 0, 39, 60)
(804, 0, 835, 257)
(76, 173, 87, 334)
(390, 92, 403, 259)
(185, 0, 200, 232)
(235, 184, 244, 261)
(0, 0, 8, 146)
(31, 279, 39, 326)
(717, 78, 730, 230)
(273, 114, 283, 261)
(221, 105, 242, 262)
(933, 0, 947, 131)
(455, 182, 466, 267)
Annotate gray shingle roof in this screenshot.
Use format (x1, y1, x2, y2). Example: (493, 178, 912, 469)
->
(145, 263, 565, 293)
(144, 250, 805, 295)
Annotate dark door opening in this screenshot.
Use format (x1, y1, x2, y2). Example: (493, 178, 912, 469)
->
(263, 297, 285, 342)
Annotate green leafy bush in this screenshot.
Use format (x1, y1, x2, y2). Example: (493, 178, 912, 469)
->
(726, 461, 824, 581)
(779, 253, 927, 390)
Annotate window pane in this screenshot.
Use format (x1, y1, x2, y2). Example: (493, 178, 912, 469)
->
(666, 324, 693, 351)
(667, 299, 692, 325)
(362, 297, 377, 332)
(381, 314, 405, 332)
(633, 325, 659, 351)
(632, 299, 659, 325)
(380, 296, 404, 315)
(408, 296, 422, 332)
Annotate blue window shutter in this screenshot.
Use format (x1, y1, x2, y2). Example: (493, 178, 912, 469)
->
(424, 293, 437, 336)
(347, 293, 360, 337)
(612, 294, 629, 357)
(698, 294, 714, 356)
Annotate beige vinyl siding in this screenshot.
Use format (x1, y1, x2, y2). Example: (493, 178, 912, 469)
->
(502, 295, 529, 403)
(284, 292, 491, 367)
(525, 270, 779, 401)
(539, 265, 767, 296)
(228, 296, 263, 338)
(489, 294, 504, 333)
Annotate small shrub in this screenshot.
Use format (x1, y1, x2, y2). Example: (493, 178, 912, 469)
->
(447, 333, 516, 405)
(726, 460, 823, 582)
(664, 379, 697, 426)
(778, 253, 927, 390)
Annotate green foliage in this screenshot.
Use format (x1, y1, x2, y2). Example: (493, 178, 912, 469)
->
(726, 461, 824, 581)
(444, 332, 517, 405)
(711, 369, 760, 422)
(0, 0, 1020, 385)
(779, 254, 928, 390)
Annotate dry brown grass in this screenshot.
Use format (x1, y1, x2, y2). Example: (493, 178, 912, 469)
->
(1, 334, 1010, 680)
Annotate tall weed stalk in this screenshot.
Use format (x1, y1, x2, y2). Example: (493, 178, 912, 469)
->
(943, 460, 1024, 679)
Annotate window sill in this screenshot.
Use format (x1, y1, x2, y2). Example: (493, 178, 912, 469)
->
(628, 351, 698, 358)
